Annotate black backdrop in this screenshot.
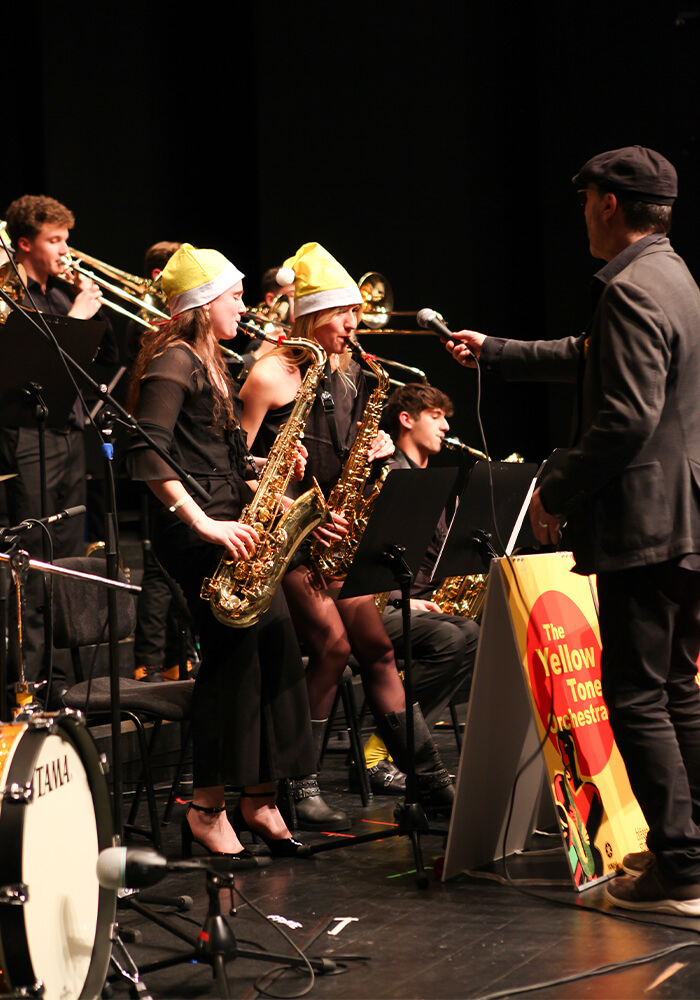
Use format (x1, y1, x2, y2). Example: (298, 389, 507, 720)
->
(5, 1, 700, 465)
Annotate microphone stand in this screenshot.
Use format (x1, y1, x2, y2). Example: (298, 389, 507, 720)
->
(0, 509, 87, 713)
(123, 867, 356, 997)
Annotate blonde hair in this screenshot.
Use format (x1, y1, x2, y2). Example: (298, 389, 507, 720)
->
(291, 305, 363, 378)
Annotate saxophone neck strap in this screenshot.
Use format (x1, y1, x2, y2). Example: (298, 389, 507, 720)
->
(320, 361, 345, 460)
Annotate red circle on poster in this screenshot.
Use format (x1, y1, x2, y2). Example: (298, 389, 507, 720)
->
(526, 591, 611, 777)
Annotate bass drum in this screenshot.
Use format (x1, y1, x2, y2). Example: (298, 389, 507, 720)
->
(0, 712, 116, 999)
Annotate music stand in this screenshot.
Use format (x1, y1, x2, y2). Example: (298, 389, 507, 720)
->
(431, 460, 539, 581)
(0, 309, 105, 429)
(309, 466, 458, 888)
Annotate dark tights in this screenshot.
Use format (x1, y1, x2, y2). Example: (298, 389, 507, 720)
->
(282, 563, 405, 719)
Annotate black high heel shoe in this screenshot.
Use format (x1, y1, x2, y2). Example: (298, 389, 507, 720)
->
(182, 802, 271, 869)
(232, 793, 312, 858)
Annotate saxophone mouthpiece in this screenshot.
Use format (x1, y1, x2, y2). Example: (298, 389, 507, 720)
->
(349, 336, 376, 363)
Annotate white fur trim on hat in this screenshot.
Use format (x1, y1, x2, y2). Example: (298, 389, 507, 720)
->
(168, 261, 244, 315)
(294, 285, 363, 317)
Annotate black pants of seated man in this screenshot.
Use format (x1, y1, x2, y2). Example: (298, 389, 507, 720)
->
(381, 606, 478, 727)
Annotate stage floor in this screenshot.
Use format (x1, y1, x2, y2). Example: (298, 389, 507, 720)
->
(108, 727, 700, 1000)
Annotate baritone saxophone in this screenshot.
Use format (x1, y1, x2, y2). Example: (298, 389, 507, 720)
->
(201, 339, 330, 627)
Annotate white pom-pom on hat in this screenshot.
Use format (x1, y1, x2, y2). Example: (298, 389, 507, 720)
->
(276, 266, 296, 286)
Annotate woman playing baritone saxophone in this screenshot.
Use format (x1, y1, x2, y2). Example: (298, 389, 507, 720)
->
(126, 244, 316, 865)
(239, 242, 455, 831)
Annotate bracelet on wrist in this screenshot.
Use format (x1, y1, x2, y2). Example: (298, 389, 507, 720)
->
(189, 511, 205, 531)
(168, 494, 192, 513)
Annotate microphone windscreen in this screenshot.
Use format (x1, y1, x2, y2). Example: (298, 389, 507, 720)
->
(416, 308, 436, 328)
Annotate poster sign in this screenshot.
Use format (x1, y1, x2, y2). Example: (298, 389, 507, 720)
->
(443, 553, 647, 888)
(501, 552, 647, 889)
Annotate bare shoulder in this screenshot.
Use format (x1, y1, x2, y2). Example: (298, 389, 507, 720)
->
(241, 352, 298, 405)
(239, 352, 300, 439)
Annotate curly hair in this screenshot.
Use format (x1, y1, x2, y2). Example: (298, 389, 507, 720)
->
(5, 195, 75, 243)
(128, 309, 236, 428)
(384, 383, 453, 441)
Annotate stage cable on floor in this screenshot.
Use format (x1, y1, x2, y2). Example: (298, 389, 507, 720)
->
(470, 939, 700, 1000)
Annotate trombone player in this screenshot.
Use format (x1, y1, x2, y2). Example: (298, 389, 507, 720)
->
(0, 194, 118, 707)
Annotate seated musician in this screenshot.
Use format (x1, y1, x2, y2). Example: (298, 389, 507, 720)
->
(238, 266, 295, 371)
(360, 384, 480, 792)
(239, 242, 455, 828)
(124, 239, 198, 683)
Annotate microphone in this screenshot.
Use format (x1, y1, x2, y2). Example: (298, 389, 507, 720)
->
(416, 308, 454, 340)
(5, 505, 87, 535)
(442, 437, 488, 459)
(417, 309, 474, 360)
(96, 847, 232, 889)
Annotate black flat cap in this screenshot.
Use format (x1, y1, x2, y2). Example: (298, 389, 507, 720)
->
(572, 146, 677, 205)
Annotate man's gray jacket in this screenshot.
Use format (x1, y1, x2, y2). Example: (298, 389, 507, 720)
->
(482, 235, 700, 574)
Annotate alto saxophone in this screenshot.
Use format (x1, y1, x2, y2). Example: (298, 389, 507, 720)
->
(425, 452, 521, 619)
(430, 574, 488, 620)
(312, 349, 390, 579)
(201, 339, 330, 627)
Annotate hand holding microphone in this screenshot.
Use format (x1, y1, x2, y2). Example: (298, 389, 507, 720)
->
(416, 308, 485, 368)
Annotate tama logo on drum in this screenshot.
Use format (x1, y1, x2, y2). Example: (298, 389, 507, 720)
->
(33, 755, 71, 797)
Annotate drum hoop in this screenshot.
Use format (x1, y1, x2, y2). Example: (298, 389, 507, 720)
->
(0, 713, 116, 998)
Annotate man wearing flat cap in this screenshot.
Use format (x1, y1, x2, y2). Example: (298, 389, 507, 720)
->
(446, 145, 700, 915)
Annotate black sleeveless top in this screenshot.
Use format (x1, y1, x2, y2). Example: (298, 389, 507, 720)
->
(250, 359, 369, 499)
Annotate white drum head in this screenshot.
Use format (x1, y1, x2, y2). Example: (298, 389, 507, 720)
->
(23, 733, 100, 1000)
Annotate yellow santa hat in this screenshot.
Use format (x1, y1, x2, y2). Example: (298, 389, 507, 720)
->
(277, 242, 362, 318)
(161, 243, 244, 315)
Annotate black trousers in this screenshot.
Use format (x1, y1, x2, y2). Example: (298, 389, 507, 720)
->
(597, 562, 700, 883)
(381, 606, 478, 727)
(133, 551, 195, 669)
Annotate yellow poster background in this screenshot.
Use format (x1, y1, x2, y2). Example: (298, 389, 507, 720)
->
(500, 552, 647, 889)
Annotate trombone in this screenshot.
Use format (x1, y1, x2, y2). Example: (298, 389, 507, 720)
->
(355, 272, 431, 384)
(0, 261, 28, 324)
(242, 293, 293, 341)
(59, 251, 170, 330)
(66, 246, 166, 310)
(358, 272, 449, 336)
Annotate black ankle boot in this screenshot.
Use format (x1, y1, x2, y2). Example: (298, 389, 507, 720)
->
(376, 703, 454, 815)
(288, 775, 351, 831)
(287, 720, 351, 832)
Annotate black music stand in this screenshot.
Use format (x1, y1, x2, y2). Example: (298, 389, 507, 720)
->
(0, 309, 106, 429)
(309, 466, 458, 888)
(431, 460, 539, 581)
